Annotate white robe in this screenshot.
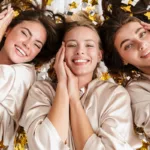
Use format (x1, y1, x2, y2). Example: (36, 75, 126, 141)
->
(20, 78, 141, 150)
(0, 64, 36, 147)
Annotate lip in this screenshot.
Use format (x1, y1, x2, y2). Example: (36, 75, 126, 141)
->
(15, 45, 28, 57)
(72, 57, 90, 66)
(140, 51, 150, 58)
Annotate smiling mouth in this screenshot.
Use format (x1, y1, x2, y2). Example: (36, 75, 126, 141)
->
(15, 46, 27, 56)
(73, 59, 89, 63)
(141, 51, 150, 58)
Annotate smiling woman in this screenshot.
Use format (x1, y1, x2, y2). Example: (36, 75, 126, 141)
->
(20, 11, 141, 150)
(99, 10, 150, 144)
(0, 2, 65, 149)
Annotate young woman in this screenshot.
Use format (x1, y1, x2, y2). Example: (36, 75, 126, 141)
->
(0, 4, 64, 148)
(20, 14, 141, 149)
(99, 10, 150, 142)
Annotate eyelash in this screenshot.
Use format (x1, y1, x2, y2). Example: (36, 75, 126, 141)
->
(86, 44, 94, 47)
(34, 44, 41, 49)
(67, 44, 76, 47)
(21, 31, 27, 36)
(124, 44, 133, 50)
(139, 31, 147, 38)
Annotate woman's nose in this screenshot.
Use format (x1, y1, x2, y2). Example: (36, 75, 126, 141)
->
(139, 41, 148, 51)
(23, 39, 32, 49)
(76, 46, 84, 55)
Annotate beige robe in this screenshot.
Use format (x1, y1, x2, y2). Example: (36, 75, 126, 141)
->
(20, 79, 141, 150)
(126, 74, 150, 140)
(0, 64, 36, 146)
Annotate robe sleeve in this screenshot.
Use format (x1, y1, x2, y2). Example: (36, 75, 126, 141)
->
(20, 81, 69, 150)
(126, 81, 150, 138)
(0, 64, 35, 146)
(83, 85, 141, 150)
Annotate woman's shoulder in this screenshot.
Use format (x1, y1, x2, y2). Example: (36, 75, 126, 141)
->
(126, 74, 150, 89)
(91, 79, 128, 96)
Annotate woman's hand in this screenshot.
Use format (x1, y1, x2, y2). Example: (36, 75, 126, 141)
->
(54, 42, 67, 83)
(64, 63, 80, 103)
(0, 5, 14, 41)
(141, 21, 150, 30)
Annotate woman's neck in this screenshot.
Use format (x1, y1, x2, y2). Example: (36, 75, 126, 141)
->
(78, 74, 93, 89)
(0, 50, 12, 65)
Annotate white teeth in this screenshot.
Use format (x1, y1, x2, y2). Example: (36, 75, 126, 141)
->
(74, 59, 88, 63)
(16, 46, 26, 56)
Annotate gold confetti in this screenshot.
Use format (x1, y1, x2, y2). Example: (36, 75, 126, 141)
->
(88, 14, 96, 21)
(107, 4, 112, 12)
(0, 140, 7, 149)
(69, 1, 78, 9)
(47, 0, 53, 5)
(128, 0, 133, 5)
(100, 72, 111, 81)
(137, 141, 150, 150)
(121, 6, 131, 12)
(90, 0, 98, 6)
(14, 10, 19, 17)
(14, 126, 28, 150)
(82, 0, 88, 3)
(144, 12, 150, 20)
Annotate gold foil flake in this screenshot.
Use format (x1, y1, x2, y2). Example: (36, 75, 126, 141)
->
(144, 12, 150, 20)
(100, 72, 111, 81)
(121, 5, 131, 12)
(14, 126, 28, 150)
(14, 10, 19, 17)
(55, 16, 62, 23)
(128, 0, 133, 5)
(90, 0, 98, 6)
(0, 141, 7, 149)
(88, 13, 96, 21)
(130, 13, 133, 16)
(137, 141, 149, 150)
(47, 0, 53, 5)
(82, 0, 88, 3)
(107, 4, 112, 13)
(69, 1, 78, 9)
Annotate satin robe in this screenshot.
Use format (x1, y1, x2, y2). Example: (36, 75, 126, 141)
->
(0, 64, 36, 146)
(20, 78, 141, 150)
(126, 73, 150, 141)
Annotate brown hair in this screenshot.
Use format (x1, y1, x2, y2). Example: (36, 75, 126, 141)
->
(0, 1, 65, 64)
(99, 10, 140, 73)
(65, 11, 102, 50)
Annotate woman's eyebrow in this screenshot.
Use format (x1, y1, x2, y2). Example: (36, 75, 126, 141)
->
(120, 27, 143, 48)
(21, 27, 44, 46)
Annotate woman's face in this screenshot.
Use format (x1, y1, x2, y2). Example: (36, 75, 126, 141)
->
(2, 20, 47, 64)
(114, 21, 150, 73)
(64, 26, 102, 79)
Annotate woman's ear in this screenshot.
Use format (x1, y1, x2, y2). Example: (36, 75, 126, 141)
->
(123, 59, 128, 65)
(97, 50, 103, 62)
(5, 28, 12, 37)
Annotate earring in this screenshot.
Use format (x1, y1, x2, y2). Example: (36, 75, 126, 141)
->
(124, 61, 128, 65)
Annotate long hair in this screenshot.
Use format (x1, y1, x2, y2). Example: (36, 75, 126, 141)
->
(0, 0, 66, 64)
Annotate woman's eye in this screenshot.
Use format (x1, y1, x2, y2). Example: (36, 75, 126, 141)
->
(124, 44, 133, 50)
(34, 44, 41, 49)
(66, 44, 76, 47)
(21, 31, 27, 36)
(139, 31, 147, 38)
(86, 44, 94, 47)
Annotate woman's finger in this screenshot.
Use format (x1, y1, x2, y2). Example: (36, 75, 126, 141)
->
(141, 21, 150, 29)
(64, 62, 73, 79)
(54, 43, 64, 66)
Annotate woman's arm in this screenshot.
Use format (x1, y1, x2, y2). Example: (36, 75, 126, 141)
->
(0, 64, 35, 146)
(47, 43, 70, 143)
(64, 64, 94, 150)
(0, 5, 14, 41)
